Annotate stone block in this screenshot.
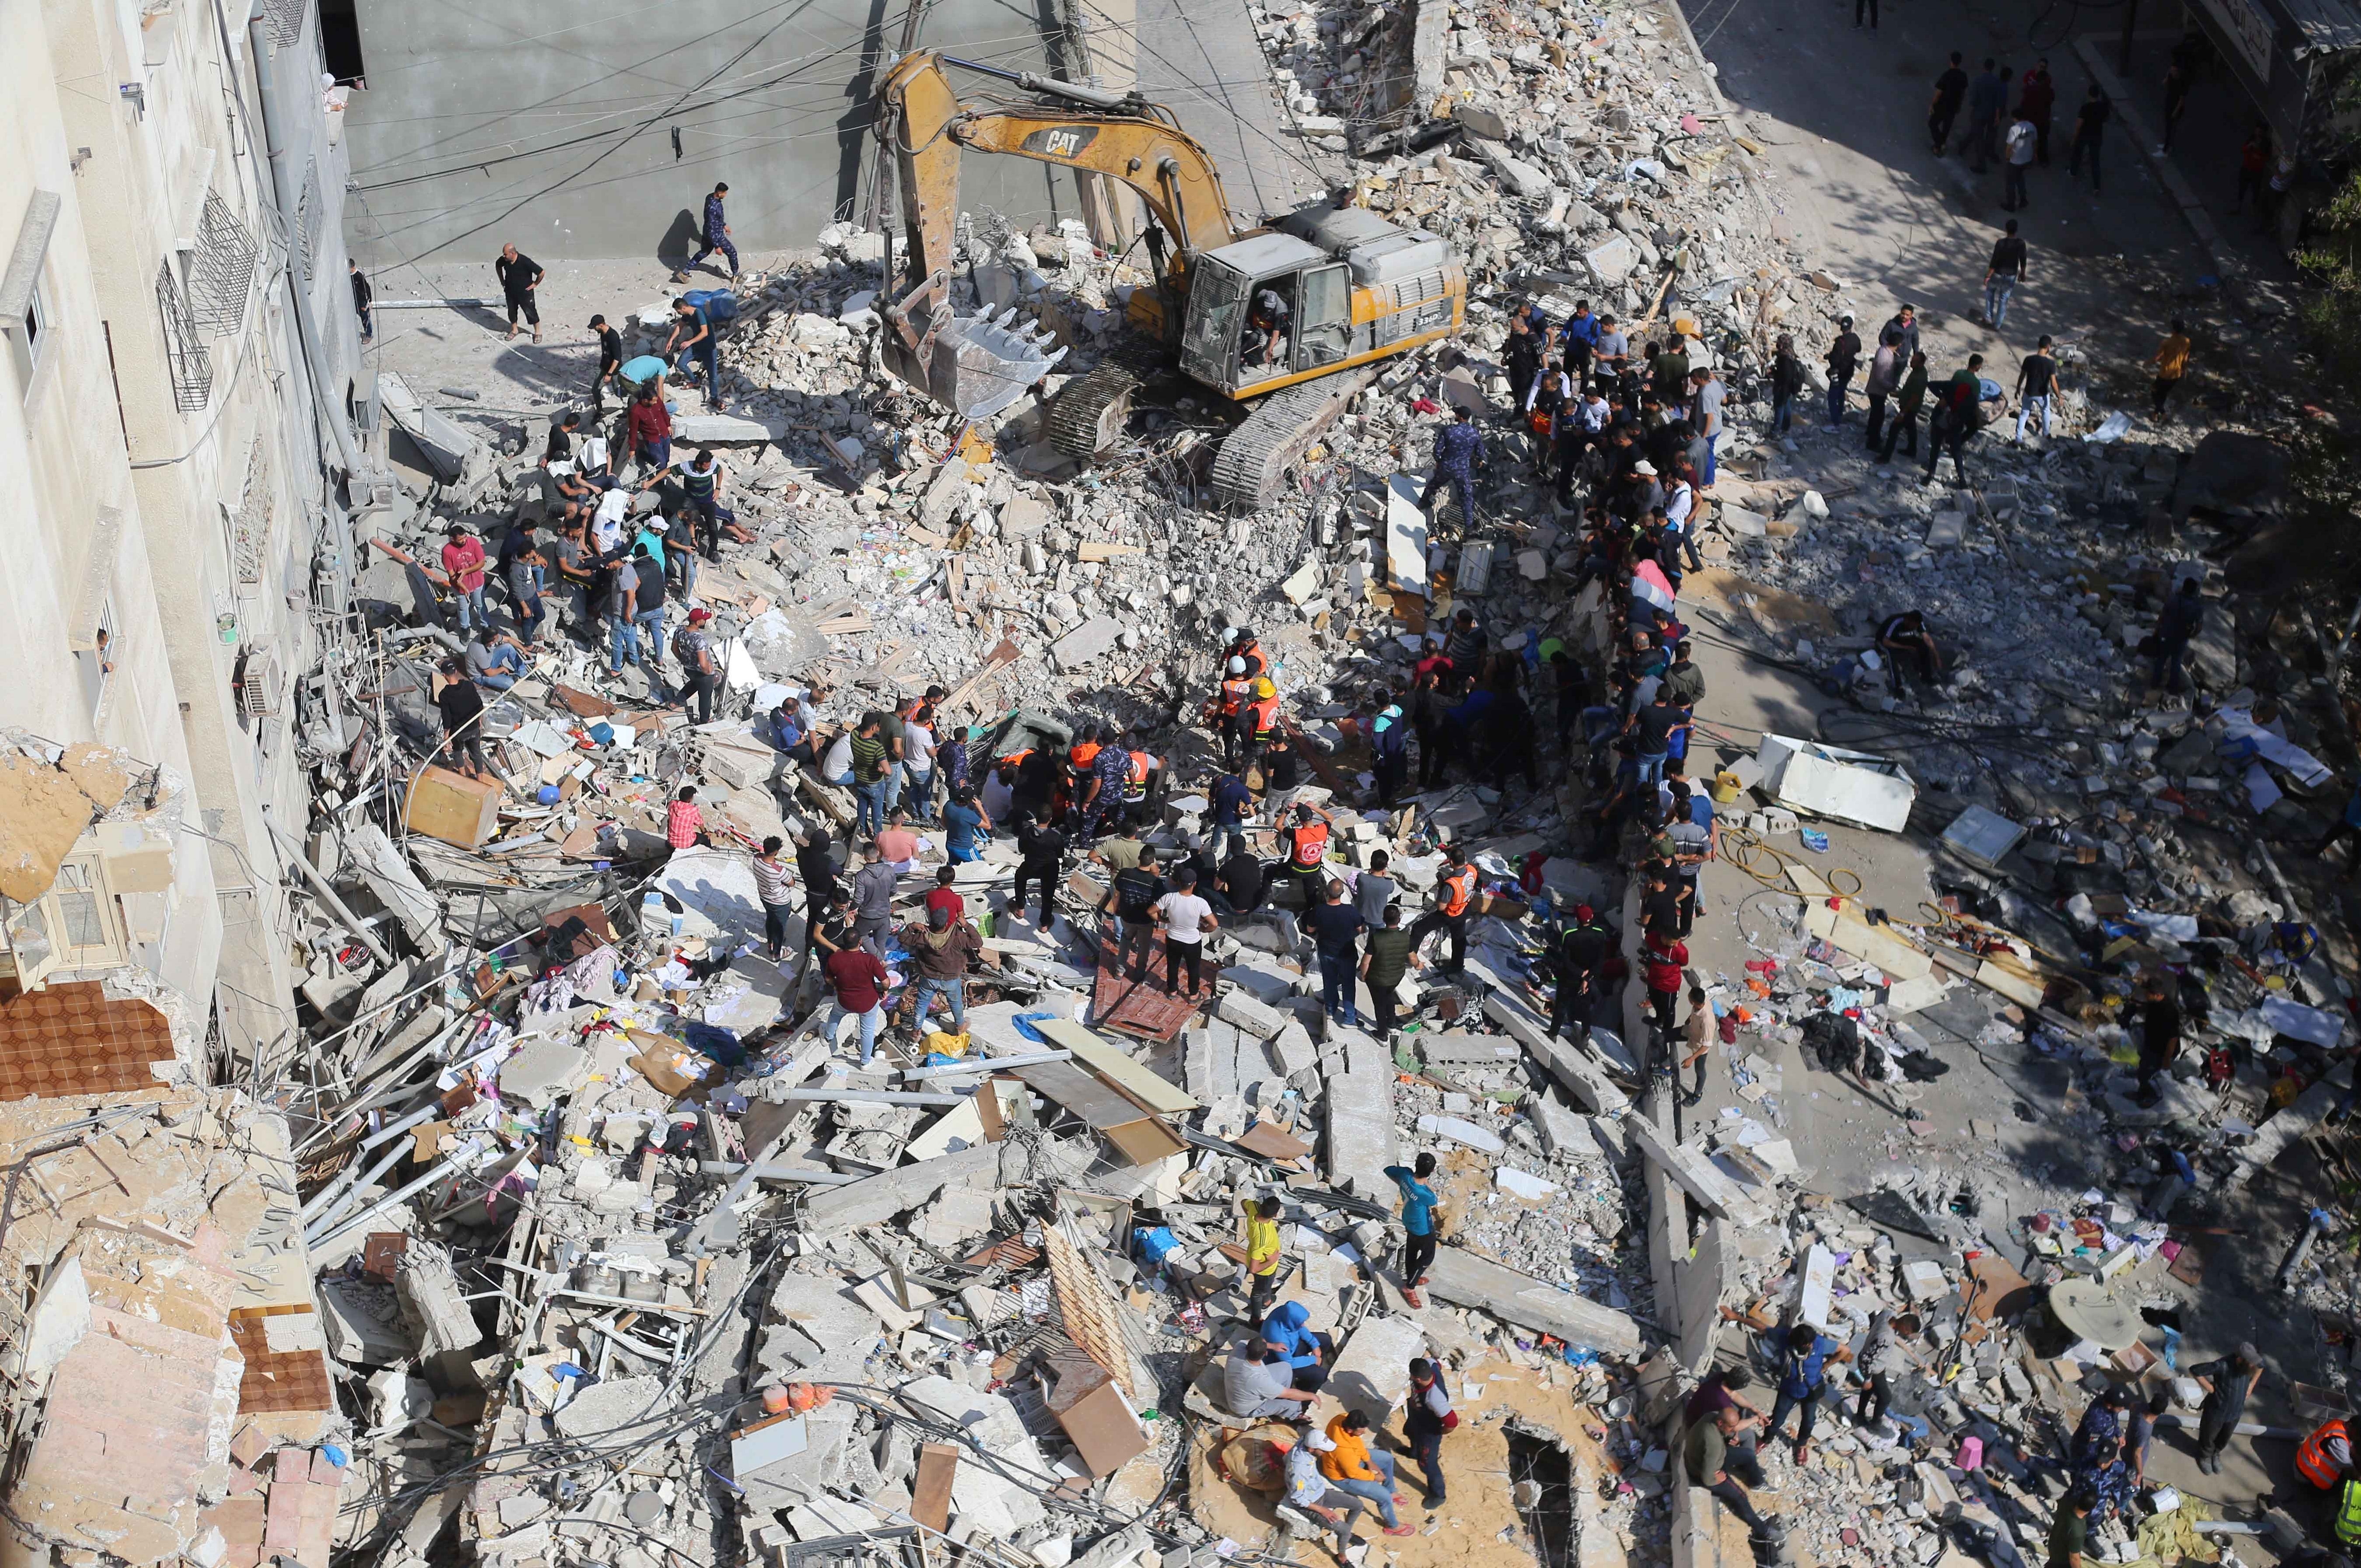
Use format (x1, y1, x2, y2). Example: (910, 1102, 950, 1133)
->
(1583, 233, 1640, 285)
(1052, 617, 1125, 671)
(1324, 1313, 1428, 1429)
(1216, 988, 1288, 1040)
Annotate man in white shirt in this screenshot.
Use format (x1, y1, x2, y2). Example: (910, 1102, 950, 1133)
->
(902, 718, 939, 824)
(591, 487, 631, 558)
(1152, 867, 1218, 998)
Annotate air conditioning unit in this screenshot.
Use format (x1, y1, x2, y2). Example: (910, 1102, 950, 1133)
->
(236, 644, 282, 716)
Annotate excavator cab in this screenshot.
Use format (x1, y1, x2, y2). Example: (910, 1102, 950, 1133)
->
(1177, 235, 1355, 392)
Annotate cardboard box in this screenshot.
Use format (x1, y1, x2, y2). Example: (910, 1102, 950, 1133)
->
(405, 765, 501, 847)
(1052, 1378, 1151, 1477)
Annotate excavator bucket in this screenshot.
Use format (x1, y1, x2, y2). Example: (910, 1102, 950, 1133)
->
(884, 306, 1068, 424)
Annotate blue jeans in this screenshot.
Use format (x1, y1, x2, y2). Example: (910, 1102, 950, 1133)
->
(907, 976, 966, 1034)
(455, 586, 489, 630)
(834, 1001, 885, 1065)
(1986, 276, 2015, 326)
(2015, 393, 2051, 441)
(633, 608, 667, 695)
(1319, 951, 1359, 1024)
(1773, 393, 1794, 433)
(607, 615, 637, 672)
(1636, 746, 1669, 785)
(902, 764, 937, 822)
(883, 761, 906, 816)
(1768, 1384, 1824, 1453)
(1826, 377, 1850, 427)
(1329, 1451, 1401, 1528)
(1406, 1428, 1445, 1502)
(513, 589, 545, 643)
(856, 778, 889, 839)
(1700, 431, 1718, 486)
(2151, 638, 2189, 694)
(677, 342, 720, 404)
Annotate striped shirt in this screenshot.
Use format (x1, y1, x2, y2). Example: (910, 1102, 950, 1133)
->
(752, 855, 793, 906)
(850, 733, 888, 785)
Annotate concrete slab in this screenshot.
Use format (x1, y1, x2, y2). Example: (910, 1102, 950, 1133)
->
(1324, 1068, 1395, 1198)
(1419, 1247, 1645, 1358)
(1485, 992, 1630, 1116)
(1052, 617, 1125, 671)
(1324, 1313, 1428, 1429)
(1385, 474, 1431, 595)
(798, 1141, 1001, 1231)
(1622, 1111, 1772, 1226)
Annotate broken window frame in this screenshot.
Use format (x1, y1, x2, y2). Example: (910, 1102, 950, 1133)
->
(157, 256, 213, 411)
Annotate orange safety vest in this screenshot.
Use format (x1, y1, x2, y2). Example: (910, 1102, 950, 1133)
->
(2300, 1418, 2350, 1489)
(1439, 864, 1476, 917)
(1232, 641, 1268, 680)
(1249, 696, 1280, 742)
(1217, 677, 1253, 716)
(1289, 821, 1330, 870)
(1123, 750, 1154, 801)
(1069, 741, 1102, 772)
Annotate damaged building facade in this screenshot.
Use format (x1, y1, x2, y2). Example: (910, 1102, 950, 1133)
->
(1, 0, 371, 1052)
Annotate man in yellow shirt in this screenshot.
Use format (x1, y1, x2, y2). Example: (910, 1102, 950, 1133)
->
(1320, 1410, 1415, 1533)
(2151, 319, 2191, 419)
(1241, 1196, 1285, 1320)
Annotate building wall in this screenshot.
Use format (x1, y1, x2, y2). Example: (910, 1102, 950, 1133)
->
(3, 0, 367, 1056)
(334, 0, 1321, 266)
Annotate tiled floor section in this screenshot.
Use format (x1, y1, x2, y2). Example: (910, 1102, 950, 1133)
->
(0, 981, 174, 1097)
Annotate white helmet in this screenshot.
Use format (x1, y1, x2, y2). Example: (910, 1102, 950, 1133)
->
(1227, 656, 1247, 675)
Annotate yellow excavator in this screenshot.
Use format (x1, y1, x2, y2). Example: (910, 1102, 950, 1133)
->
(876, 49, 1467, 509)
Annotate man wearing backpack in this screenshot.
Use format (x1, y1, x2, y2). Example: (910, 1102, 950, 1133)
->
(665, 295, 728, 413)
(1766, 1321, 1851, 1464)
(1100, 845, 1169, 982)
(1402, 1358, 1456, 1505)
(673, 606, 720, 724)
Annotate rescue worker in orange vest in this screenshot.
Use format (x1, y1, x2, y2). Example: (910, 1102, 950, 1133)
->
(1119, 743, 1162, 827)
(1209, 657, 1256, 771)
(1225, 628, 1269, 682)
(2300, 1417, 2354, 1490)
(1282, 802, 1334, 912)
(1245, 678, 1282, 776)
(1409, 842, 1477, 974)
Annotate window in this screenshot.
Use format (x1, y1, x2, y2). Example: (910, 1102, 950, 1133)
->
(75, 599, 116, 716)
(1, 190, 63, 397)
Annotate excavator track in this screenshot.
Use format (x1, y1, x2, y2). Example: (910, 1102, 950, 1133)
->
(1207, 367, 1380, 512)
(1045, 363, 1145, 461)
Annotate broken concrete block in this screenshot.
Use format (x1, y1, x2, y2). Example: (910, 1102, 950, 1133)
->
(1280, 560, 1322, 604)
(1420, 1247, 1644, 1358)
(1324, 1313, 1428, 1429)
(1583, 233, 1641, 285)
(1216, 988, 1288, 1040)
(1051, 616, 1125, 671)
(1267, 1021, 1318, 1076)
(1416, 1113, 1504, 1154)
(1469, 137, 1554, 200)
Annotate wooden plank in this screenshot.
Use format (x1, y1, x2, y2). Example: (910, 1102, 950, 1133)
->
(911, 1442, 960, 1533)
(936, 640, 1021, 721)
(1036, 1021, 1199, 1115)
(1077, 541, 1144, 561)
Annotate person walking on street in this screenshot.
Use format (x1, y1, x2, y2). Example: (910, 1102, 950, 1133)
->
(1824, 316, 1862, 431)
(2161, 61, 2192, 152)
(2019, 59, 2057, 162)
(1686, 1406, 1772, 1532)
(1879, 351, 1929, 462)
(1930, 52, 1969, 152)
(2070, 84, 2111, 192)
(2152, 319, 2192, 417)
(2003, 109, 2037, 210)
(1422, 407, 1482, 529)
(1402, 1359, 1454, 1505)
(2015, 335, 2059, 441)
(1384, 1154, 1439, 1305)
(2188, 1344, 2264, 1473)
(1985, 220, 2029, 323)
(665, 295, 727, 413)
(677, 181, 740, 281)
(1966, 58, 2007, 171)
(588, 315, 624, 420)
(350, 260, 373, 342)
(2232, 126, 2269, 212)
(495, 243, 544, 341)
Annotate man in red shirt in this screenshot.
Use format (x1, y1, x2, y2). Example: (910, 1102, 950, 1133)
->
(923, 866, 965, 925)
(627, 386, 673, 475)
(1644, 933, 1690, 1039)
(441, 525, 490, 632)
(823, 937, 890, 1066)
(2015, 60, 2055, 164)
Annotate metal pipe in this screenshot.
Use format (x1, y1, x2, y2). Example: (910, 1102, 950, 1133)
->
(299, 1136, 409, 1228)
(772, 1088, 965, 1107)
(244, 0, 368, 480)
(265, 820, 395, 966)
(309, 1137, 486, 1249)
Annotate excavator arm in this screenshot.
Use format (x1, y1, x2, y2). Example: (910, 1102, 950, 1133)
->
(875, 49, 1245, 421)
